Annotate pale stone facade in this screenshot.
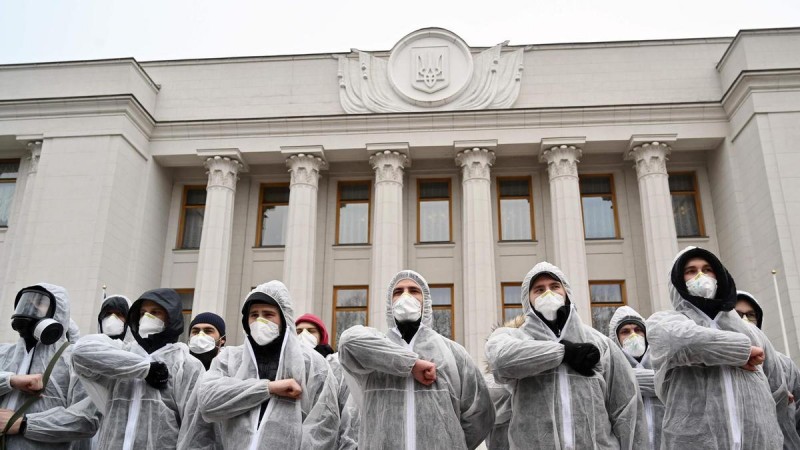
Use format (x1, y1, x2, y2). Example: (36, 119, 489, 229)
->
(1, 27, 799, 363)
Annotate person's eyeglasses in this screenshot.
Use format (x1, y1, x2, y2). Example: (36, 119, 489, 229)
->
(737, 311, 758, 321)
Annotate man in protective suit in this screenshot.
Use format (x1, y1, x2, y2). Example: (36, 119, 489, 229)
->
(96, 295, 131, 341)
(339, 269, 495, 449)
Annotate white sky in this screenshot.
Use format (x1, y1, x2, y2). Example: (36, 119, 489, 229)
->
(0, 0, 798, 64)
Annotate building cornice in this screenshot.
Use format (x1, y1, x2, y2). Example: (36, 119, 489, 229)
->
(0, 58, 161, 93)
(716, 27, 800, 71)
(721, 68, 800, 114)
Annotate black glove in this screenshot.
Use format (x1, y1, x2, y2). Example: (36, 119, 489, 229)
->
(561, 340, 600, 376)
(145, 361, 169, 390)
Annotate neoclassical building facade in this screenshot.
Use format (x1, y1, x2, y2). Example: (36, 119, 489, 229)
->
(1, 27, 799, 362)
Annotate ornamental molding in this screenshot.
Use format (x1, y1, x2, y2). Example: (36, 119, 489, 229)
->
(370, 150, 408, 184)
(337, 28, 524, 113)
(26, 141, 43, 174)
(204, 156, 242, 191)
(286, 153, 325, 188)
(456, 148, 496, 181)
(628, 141, 672, 178)
(540, 145, 582, 179)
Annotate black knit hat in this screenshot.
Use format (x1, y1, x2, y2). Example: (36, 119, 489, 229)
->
(190, 312, 226, 336)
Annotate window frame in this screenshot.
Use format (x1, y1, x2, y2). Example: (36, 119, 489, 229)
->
(668, 171, 706, 237)
(255, 182, 291, 247)
(589, 280, 627, 332)
(175, 288, 195, 343)
(331, 285, 370, 348)
(496, 176, 535, 241)
(429, 284, 455, 340)
(0, 159, 20, 228)
(501, 282, 524, 323)
(335, 180, 372, 245)
(176, 185, 207, 249)
(416, 178, 453, 243)
(579, 173, 621, 240)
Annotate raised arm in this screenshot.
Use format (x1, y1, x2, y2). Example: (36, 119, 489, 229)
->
(485, 327, 564, 383)
(72, 335, 150, 381)
(196, 348, 270, 422)
(337, 326, 418, 378)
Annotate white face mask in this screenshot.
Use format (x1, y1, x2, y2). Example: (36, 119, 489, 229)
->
(622, 333, 647, 358)
(188, 331, 218, 354)
(533, 290, 565, 321)
(250, 317, 280, 346)
(393, 292, 422, 323)
(138, 313, 165, 338)
(686, 272, 717, 299)
(298, 329, 318, 348)
(101, 314, 125, 337)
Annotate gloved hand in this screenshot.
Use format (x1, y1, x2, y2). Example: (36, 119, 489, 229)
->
(561, 340, 600, 376)
(145, 361, 169, 390)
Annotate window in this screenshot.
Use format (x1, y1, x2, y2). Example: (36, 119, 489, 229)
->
(337, 182, 371, 244)
(178, 186, 206, 249)
(332, 287, 368, 348)
(257, 184, 290, 246)
(417, 179, 451, 242)
(0, 160, 20, 227)
(430, 285, 454, 340)
(497, 177, 534, 241)
(669, 172, 705, 237)
(175, 289, 194, 343)
(580, 175, 620, 239)
(589, 281, 626, 334)
(501, 283, 524, 323)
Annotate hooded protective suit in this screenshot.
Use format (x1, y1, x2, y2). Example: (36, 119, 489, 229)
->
(72, 288, 215, 450)
(0, 283, 98, 449)
(607, 306, 664, 450)
(338, 270, 495, 450)
(196, 281, 340, 450)
(485, 262, 646, 450)
(647, 247, 786, 449)
(736, 290, 800, 449)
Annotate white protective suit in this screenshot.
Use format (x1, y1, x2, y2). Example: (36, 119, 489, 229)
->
(196, 281, 340, 449)
(607, 306, 664, 450)
(72, 288, 214, 450)
(485, 262, 646, 450)
(0, 283, 98, 449)
(647, 246, 787, 449)
(326, 353, 359, 450)
(483, 373, 512, 450)
(338, 270, 495, 449)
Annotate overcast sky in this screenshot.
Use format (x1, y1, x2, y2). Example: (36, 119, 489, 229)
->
(1, 0, 798, 64)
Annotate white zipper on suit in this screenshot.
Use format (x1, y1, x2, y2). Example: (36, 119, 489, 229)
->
(710, 320, 742, 450)
(247, 336, 287, 450)
(122, 379, 144, 450)
(395, 328, 419, 450)
(557, 365, 574, 450)
(636, 361, 656, 450)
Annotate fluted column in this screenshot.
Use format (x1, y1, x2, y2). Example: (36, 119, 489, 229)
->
(457, 146, 498, 364)
(193, 153, 243, 316)
(282, 151, 326, 316)
(628, 140, 678, 313)
(540, 143, 591, 322)
(369, 148, 408, 331)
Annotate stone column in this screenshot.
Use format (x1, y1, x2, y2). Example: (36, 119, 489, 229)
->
(456, 144, 498, 364)
(368, 145, 408, 331)
(540, 141, 591, 323)
(282, 149, 326, 316)
(192, 151, 243, 316)
(628, 139, 678, 313)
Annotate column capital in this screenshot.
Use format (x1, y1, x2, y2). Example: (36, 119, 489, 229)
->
(204, 156, 242, 191)
(286, 153, 326, 188)
(370, 150, 408, 184)
(26, 140, 43, 174)
(540, 144, 582, 179)
(456, 148, 496, 181)
(628, 141, 672, 177)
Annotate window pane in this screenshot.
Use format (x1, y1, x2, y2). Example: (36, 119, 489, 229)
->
(334, 310, 367, 347)
(261, 204, 288, 245)
(185, 189, 207, 206)
(336, 289, 368, 307)
(668, 174, 695, 192)
(504, 307, 524, 323)
(672, 194, 701, 237)
(582, 196, 616, 238)
(591, 306, 617, 334)
(263, 185, 290, 203)
(340, 183, 370, 201)
(432, 309, 452, 339)
(0, 162, 19, 179)
(420, 200, 450, 242)
(580, 177, 612, 195)
(419, 181, 449, 199)
(590, 283, 623, 304)
(181, 208, 204, 248)
(430, 287, 452, 306)
(0, 183, 16, 227)
(499, 179, 529, 197)
(500, 198, 532, 240)
(503, 285, 521, 305)
(338, 203, 369, 244)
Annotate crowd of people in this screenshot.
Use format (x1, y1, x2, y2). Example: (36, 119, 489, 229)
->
(0, 245, 797, 449)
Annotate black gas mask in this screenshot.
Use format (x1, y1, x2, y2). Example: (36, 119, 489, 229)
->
(11, 286, 63, 346)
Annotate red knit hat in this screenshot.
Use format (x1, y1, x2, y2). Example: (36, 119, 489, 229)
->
(295, 313, 329, 345)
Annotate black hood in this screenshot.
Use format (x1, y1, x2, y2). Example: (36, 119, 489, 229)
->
(98, 295, 130, 340)
(128, 288, 184, 354)
(736, 291, 764, 329)
(670, 247, 737, 319)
